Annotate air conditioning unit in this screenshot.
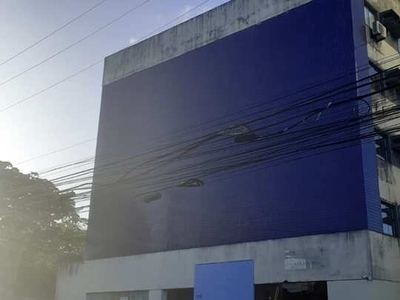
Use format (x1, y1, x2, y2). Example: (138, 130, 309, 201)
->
(372, 21, 387, 42)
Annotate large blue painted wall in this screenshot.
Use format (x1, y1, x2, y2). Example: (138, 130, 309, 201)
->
(86, 0, 381, 260)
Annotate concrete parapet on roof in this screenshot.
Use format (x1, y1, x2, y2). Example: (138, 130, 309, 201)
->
(103, 0, 312, 85)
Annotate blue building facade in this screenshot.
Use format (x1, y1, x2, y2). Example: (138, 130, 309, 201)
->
(86, 0, 382, 260)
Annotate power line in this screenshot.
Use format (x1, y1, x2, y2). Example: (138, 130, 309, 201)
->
(67, 88, 400, 198)
(0, 0, 218, 177)
(14, 107, 397, 214)
(0, 0, 398, 118)
(16, 138, 96, 166)
(0, 0, 151, 88)
(0, 0, 107, 67)
(5, 4, 400, 212)
(0, 0, 214, 114)
(0, 60, 102, 113)
(78, 119, 400, 206)
(13, 53, 396, 171)
(0, 0, 396, 118)
(39, 156, 95, 176)
(16, 67, 397, 191)
(7, 84, 400, 211)
(13, 76, 397, 199)
(8, 93, 400, 209)
(0, 11, 396, 183)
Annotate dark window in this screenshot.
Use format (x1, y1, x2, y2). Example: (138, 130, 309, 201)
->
(255, 282, 328, 300)
(381, 201, 398, 237)
(166, 289, 193, 300)
(375, 132, 391, 161)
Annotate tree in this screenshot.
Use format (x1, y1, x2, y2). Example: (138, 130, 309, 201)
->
(0, 161, 86, 300)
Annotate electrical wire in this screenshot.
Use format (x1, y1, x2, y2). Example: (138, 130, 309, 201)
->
(69, 90, 400, 201)
(0, 0, 107, 67)
(0, 0, 215, 115)
(12, 50, 400, 171)
(16, 138, 96, 166)
(3, 35, 400, 207)
(16, 101, 400, 210)
(0, 60, 102, 113)
(0, 0, 151, 88)
(31, 57, 396, 183)
(11, 77, 397, 205)
(14, 69, 396, 191)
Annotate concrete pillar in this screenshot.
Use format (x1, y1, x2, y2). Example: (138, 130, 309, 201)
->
(149, 290, 167, 300)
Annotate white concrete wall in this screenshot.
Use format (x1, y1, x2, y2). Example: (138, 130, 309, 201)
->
(365, 0, 400, 205)
(103, 0, 313, 85)
(55, 231, 371, 300)
(366, 0, 400, 70)
(369, 231, 400, 281)
(328, 280, 400, 300)
(377, 158, 400, 205)
(367, 0, 400, 16)
(367, 35, 400, 71)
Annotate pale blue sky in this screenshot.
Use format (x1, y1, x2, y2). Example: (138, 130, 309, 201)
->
(0, 0, 228, 180)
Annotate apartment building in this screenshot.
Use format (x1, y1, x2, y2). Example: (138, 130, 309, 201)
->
(56, 0, 400, 299)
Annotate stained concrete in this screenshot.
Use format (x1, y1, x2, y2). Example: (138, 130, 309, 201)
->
(102, 0, 313, 85)
(55, 231, 372, 300)
(370, 231, 400, 281)
(367, 0, 400, 17)
(328, 280, 400, 300)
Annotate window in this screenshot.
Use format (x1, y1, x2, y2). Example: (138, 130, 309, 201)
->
(375, 131, 391, 161)
(365, 5, 377, 28)
(381, 201, 398, 237)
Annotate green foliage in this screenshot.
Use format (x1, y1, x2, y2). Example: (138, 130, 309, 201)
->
(0, 161, 87, 299)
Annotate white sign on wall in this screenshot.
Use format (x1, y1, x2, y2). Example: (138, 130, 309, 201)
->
(284, 249, 327, 271)
(284, 257, 308, 270)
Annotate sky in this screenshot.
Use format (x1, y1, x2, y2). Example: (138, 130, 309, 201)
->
(0, 0, 228, 178)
